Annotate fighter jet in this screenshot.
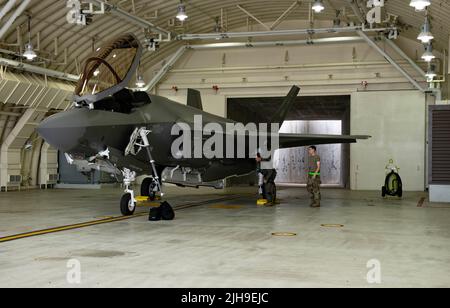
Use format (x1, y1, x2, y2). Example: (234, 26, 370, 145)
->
(37, 34, 370, 216)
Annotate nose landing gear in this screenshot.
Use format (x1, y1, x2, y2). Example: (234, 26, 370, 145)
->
(120, 127, 164, 216)
(120, 168, 137, 216)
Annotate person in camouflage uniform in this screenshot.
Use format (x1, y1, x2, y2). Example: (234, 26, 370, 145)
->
(306, 146, 321, 208)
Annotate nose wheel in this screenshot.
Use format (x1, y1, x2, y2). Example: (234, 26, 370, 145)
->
(120, 168, 137, 216)
(120, 193, 136, 216)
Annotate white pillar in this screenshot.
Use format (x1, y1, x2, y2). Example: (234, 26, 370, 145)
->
(39, 142, 58, 188)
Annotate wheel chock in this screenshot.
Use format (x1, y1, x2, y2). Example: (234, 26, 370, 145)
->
(136, 196, 149, 203)
(257, 199, 269, 206)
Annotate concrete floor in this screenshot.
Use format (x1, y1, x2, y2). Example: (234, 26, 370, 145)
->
(0, 186, 449, 288)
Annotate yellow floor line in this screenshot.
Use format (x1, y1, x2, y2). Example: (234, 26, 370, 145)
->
(0, 195, 244, 244)
(0, 212, 149, 243)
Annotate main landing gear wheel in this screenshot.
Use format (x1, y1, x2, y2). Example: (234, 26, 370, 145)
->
(141, 177, 158, 201)
(120, 193, 136, 216)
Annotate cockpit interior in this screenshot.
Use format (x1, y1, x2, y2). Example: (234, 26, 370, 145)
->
(74, 34, 151, 114)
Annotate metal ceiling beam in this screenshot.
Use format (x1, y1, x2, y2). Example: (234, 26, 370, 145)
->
(0, 111, 21, 117)
(0, 57, 79, 82)
(177, 25, 396, 41)
(357, 30, 426, 92)
(141, 45, 188, 92)
(236, 5, 271, 31)
(0, 0, 31, 40)
(270, 1, 301, 30)
(345, 0, 366, 24)
(384, 38, 426, 77)
(0, 0, 17, 21)
(189, 36, 364, 50)
(88, 0, 171, 36)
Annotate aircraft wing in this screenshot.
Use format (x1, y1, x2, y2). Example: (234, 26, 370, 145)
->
(279, 133, 371, 149)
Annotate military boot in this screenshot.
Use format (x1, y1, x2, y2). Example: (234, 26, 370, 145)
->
(311, 192, 321, 207)
(310, 202, 320, 208)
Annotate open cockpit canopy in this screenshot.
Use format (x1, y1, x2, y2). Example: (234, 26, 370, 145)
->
(74, 34, 142, 102)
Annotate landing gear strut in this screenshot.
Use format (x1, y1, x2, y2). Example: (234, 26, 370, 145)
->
(120, 127, 164, 215)
(120, 168, 137, 216)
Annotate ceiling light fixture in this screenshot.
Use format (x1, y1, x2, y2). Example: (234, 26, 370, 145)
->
(23, 43, 37, 61)
(409, 0, 431, 12)
(176, 2, 188, 21)
(417, 16, 434, 43)
(23, 15, 37, 61)
(421, 43, 436, 62)
(312, 0, 325, 13)
(136, 75, 146, 88)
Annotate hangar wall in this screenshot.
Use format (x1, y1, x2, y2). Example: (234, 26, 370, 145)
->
(154, 36, 432, 97)
(350, 90, 426, 191)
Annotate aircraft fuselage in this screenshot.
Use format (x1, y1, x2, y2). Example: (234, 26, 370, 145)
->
(38, 95, 257, 182)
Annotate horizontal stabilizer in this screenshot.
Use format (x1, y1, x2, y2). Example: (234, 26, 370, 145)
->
(279, 133, 371, 149)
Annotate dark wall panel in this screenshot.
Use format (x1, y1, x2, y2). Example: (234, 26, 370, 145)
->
(429, 105, 450, 184)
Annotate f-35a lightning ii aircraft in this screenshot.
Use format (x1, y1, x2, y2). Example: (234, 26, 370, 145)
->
(37, 34, 370, 216)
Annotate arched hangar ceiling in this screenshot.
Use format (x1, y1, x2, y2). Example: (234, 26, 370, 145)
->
(0, 0, 449, 75)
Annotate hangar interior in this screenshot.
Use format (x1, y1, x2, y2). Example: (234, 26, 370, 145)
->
(0, 0, 450, 288)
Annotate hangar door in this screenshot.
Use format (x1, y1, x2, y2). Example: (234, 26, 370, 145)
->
(227, 95, 351, 187)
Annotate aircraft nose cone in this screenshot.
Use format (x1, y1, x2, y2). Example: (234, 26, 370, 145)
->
(37, 110, 86, 153)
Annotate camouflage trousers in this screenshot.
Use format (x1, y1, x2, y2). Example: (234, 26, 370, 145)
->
(307, 175, 321, 206)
